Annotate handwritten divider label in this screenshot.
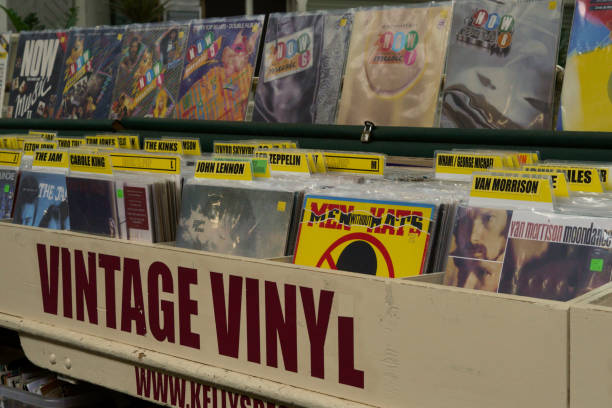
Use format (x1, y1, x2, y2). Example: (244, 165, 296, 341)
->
(0, 150, 22, 167)
(324, 152, 384, 175)
(256, 150, 310, 173)
(23, 141, 57, 156)
(435, 152, 507, 179)
(195, 160, 253, 180)
(28, 130, 57, 141)
(110, 153, 180, 174)
(144, 139, 183, 155)
(56, 138, 85, 148)
(470, 174, 554, 211)
(69, 153, 112, 174)
(33, 151, 69, 168)
(524, 165, 604, 193)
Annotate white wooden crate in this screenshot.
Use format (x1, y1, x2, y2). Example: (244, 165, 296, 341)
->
(0, 224, 569, 408)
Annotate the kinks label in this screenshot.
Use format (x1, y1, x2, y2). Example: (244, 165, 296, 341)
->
(35, 244, 365, 389)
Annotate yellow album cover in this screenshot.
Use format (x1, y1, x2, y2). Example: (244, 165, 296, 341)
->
(293, 195, 436, 277)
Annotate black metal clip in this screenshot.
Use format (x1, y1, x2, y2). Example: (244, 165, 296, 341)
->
(361, 121, 375, 143)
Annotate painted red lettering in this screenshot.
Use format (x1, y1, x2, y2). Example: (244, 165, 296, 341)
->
(121, 258, 146, 335)
(178, 267, 200, 349)
(148, 261, 175, 343)
(246, 278, 261, 364)
(99, 254, 120, 329)
(61, 248, 72, 318)
(75, 250, 97, 324)
(37, 244, 59, 315)
(300, 287, 333, 379)
(265, 282, 297, 372)
(338, 316, 364, 388)
(211, 272, 242, 358)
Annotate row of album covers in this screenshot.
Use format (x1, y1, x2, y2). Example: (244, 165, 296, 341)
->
(0, 0, 609, 130)
(3, 131, 612, 304)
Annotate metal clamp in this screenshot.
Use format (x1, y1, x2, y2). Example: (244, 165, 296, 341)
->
(361, 121, 375, 143)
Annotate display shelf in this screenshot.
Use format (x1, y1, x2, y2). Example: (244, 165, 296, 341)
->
(0, 223, 569, 408)
(3, 118, 612, 161)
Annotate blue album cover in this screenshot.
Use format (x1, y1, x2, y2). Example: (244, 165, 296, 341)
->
(66, 176, 118, 238)
(56, 26, 125, 119)
(7, 30, 70, 119)
(109, 23, 188, 119)
(12, 171, 69, 230)
(0, 169, 17, 219)
(177, 16, 265, 121)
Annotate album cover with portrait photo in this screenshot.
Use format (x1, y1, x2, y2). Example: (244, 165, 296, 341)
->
(176, 183, 296, 258)
(66, 176, 118, 238)
(12, 171, 69, 230)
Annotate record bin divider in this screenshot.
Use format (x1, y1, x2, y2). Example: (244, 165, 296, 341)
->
(1, 118, 612, 161)
(568, 281, 612, 408)
(0, 223, 569, 408)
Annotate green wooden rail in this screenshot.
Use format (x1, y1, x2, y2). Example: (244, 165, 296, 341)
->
(2, 118, 610, 161)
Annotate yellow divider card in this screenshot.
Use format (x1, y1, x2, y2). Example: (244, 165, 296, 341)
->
(435, 152, 508, 179)
(0, 150, 22, 167)
(23, 140, 57, 156)
(111, 134, 140, 150)
(56, 138, 85, 148)
(493, 170, 569, 198)
(214, 156, 270, 178)
(195, 160, 253, 181)
(214, 142, 257, 156)
(28, 130, 57, 141)
(144, 139, 183, 154)
(256, 150, 310, 174)
(524, 165, 604, 193)
(162, 138, 201, 155)
(33, 151, 69, 168)
(69, 153, 112, 174)
(110, 153, 180, 174)
(86, 135, 118, 148)
(324, 152, 384, 175)
(470, 174, 554, 211)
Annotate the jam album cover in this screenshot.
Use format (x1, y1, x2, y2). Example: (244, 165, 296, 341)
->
(252, 11, 352, 124)
(66, 176, 118, 238)
(7, 30, 70, 119)
(109, 23, 188, 119)
(0, 168, 17, 219)
(12, 171, 69, 230)
(336, 4, 451, 127)
(176, 183, 296, 258)
(293, 195, 436, 277)
(559, 0, 612, 131)
(177, 15, 265, 121)
(444, 205, 612, 300)
(441, 0, 562, 130)
(56, 26, 125, 120)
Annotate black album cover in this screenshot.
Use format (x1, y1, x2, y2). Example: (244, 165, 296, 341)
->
(176, 183, 296, 258)
(0, 169, 17, 219)
(66, 176, 118, 237)
(7, 30, 70, 119)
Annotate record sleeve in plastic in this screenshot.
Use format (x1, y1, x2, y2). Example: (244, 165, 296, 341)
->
(559, 0, 612, 131)
(0, 169, 17, 219)
(177, 16, 264, 121)
(336, 5, 451, 127)
(56, 26, 125, 119)
(441, 0, 562, 130)
(293, 194, 437, 277)
(7, 30, 70, 119)
(176, 183, 296, 258)
(252, 11, 352, 124)
(444, 205, 612, 300)
(110, 23, 188, 119)
(66, 176, 118, 238)
(12, 171, 69, 230)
